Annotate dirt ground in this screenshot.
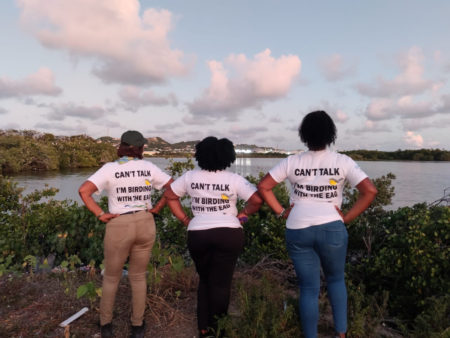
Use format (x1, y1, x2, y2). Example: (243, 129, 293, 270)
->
(1, 263, 306, 338)
(0, 267, 200, 338)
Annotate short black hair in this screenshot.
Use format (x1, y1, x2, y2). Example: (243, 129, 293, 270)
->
(298, 110, 337, 150)
(195, 136, 236, 171)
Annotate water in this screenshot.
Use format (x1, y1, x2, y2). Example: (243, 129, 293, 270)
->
(9, 158, 450, 210)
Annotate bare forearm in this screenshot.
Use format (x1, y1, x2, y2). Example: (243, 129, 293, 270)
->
(78, 181, 119, 222)
(167, 199, 190, 226)
(79, 184, 103, 217)
(242, 202, 261, 215)
(257, 173, 286, 215)
(150, 195, 167, 214)
(343, 178, 377, 223)
(151, 178, 174, 214)
(259, 189, 284, 215)
(241, 192, 263, 215)
(344, 193, 375, 223)
(81, 195, 101, 215)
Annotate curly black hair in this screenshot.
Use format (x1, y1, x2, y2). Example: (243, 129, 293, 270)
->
(298, 110, 337, 150)
(195, 136, 236, 171)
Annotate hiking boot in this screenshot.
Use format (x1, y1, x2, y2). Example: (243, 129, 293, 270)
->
(101, 323, 114, 337)
(130, 320, 145, 338)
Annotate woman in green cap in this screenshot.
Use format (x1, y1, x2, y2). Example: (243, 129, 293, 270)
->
(79, 130, 173, 338)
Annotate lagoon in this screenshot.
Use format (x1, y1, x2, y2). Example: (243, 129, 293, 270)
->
(10, 157, 450, 210)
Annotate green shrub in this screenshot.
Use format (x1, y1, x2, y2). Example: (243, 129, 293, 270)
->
(0, 175, 108, 268)
(350, 204, 450, 323)
(217, 274, 301, 338)
(412, 294, 450, 337)
(346, 280, 389, 337)
(240, 173, 290, 264)
(344, 173, 395, 257)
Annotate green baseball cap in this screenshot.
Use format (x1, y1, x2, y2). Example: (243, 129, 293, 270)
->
(120, 130, 148, 147)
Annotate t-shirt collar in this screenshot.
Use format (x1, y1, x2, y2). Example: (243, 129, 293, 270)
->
(116, 156, 139, 164)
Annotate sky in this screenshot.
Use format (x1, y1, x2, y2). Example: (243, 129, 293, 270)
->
(1, 0, 449, 151)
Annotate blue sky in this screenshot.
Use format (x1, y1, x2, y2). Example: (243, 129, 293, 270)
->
(1, 0, 449, 151)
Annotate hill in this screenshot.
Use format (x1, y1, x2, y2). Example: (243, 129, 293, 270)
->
(147, 136, 171, 147)
(96, 135, 288, 156)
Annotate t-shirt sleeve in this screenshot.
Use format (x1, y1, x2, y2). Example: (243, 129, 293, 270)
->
(170, 172, 188, 197)
(344, 156, 368, 187)
(149, 163, 171, 190)
(268, 157, 289, 183)
(235, 175, 257, 202)
(87, 164, 109, 193)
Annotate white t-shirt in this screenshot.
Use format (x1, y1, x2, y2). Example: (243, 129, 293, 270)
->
(87, 157, 171, 214)
(170, 169, 257, 231)
(269, 149, 368, 229)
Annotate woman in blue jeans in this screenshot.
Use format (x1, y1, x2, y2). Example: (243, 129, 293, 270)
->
(258, 111, 377, 338)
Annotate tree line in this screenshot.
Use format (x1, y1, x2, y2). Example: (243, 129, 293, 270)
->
(0, 130, 117, 174)
(341, 148, 450, 161)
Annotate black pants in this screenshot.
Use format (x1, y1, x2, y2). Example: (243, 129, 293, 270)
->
(187, 227, 244, 331)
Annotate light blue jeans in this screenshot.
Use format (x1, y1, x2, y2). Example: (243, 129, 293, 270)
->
(285, 220, 348, 338)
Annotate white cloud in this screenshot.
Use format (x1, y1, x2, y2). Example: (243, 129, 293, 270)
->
(35, 119, 120, 136)
(365, 94, 449, 121)
(118, 86, 178, 111)
(307, 101, 349, 123)
(269, 116, 282, 123)
(46, 103, 109, 120)
(437, 94, 450, 114)
(34, 121, 88, 134)
(18, 0, 190, 85)
(153, 122, 182, 130)
(356, 47, 435, 98)
(401, 117, 450, 131)
(228, 125, 268, 139)
(182, 114, 215, 126)
(427, 140, 441, 148)
(188, 49, 301, 118)
(349, 120, 391, 135)
(0, 122, 20, 130)
(433, 50, 450, 73)
(0, 68, 62, 98)
(396, 96, 438, 118)
(335, 109, 349, 123)
(318, 53, 356, 82)
(0, 107, 7, 114)
(145, 122, 183, 135)
(404, 131, 424, 147)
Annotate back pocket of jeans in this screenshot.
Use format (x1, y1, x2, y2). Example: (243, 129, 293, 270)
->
(325, 228, 347, 247)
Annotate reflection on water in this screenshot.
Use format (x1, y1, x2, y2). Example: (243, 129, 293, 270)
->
(232, 157, 280, 178)
(9, 158, 450, 209)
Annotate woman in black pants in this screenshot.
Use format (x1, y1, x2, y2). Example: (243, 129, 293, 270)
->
(164, 136, 262, 337)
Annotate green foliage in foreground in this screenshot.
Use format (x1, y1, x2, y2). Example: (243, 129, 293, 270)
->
(217, 274, 302, 338)
(348, 204, 450, 322)
(0, 130, 116, 174)
(1, 158, 449, 335)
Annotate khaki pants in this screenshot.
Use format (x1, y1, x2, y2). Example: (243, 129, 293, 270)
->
(100, 211, 156, 326)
